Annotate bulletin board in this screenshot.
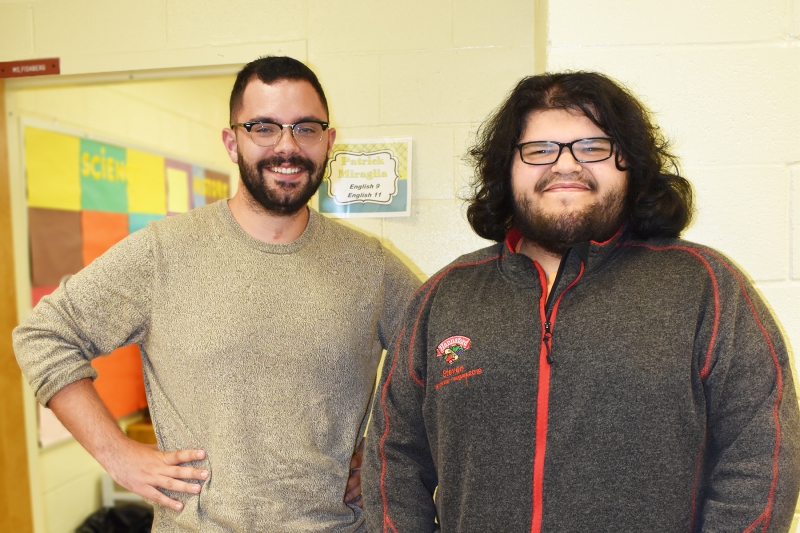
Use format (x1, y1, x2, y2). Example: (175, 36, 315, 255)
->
(22, 122, 231, 445)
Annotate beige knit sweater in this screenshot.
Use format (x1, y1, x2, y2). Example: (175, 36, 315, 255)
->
(14, 200, 420, 532)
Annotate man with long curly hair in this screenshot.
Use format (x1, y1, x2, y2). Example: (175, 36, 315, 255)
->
(365, 72, 800, 532)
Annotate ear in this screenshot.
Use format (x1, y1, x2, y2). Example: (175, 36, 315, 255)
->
(614, 149, 629, 171)
(326, 127, 337, 155)
(222, 128, 239, 164)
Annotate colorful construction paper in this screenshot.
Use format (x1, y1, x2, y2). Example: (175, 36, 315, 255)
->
(203, 169, 230, 205)
(81, 211, 129, 266)
(31, 285, 58, 307)
(28, 208, 82, 287)
(128, 213, 165, 234)
(166, 159, 191, 214)
(23, 124, 231, 424)
(91, 345, 148, 419)
(25, 128, 81, 211)
(80, 138, 127, 213)
(128, 149, 166, 215)
(192, 166, 206, 208)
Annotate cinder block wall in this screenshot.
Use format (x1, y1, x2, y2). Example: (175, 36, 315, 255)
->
(307, 2, 535, 277)
(0, 1, 534, 531)
(8, 77, 235, 170)
(2, 0, 800, 531)
(547, 1, 800, 328)
(546, 0, 800, 527)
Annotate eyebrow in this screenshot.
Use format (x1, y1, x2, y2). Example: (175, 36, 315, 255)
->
(244, 115, 328, 124)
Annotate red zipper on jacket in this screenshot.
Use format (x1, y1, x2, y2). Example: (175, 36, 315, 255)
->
(530, 261, 585, 533)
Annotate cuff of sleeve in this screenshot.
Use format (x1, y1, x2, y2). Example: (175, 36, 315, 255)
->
(36, 366, 98, 407)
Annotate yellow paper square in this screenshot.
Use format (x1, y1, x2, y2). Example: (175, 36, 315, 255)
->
(166, 167, 189, 213)
(127, 149, 166, 215)
(25, 127, 81, 210)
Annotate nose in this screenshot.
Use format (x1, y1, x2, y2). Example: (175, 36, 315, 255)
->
(550, 145, 582, 173)
(272, 125, 301, 156)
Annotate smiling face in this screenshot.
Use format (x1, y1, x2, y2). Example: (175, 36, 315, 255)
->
(511, 108, 628, 254)
(223, 78, 336, 216)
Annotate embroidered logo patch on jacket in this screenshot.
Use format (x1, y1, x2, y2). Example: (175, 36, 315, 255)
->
(436, 335, 472, 364)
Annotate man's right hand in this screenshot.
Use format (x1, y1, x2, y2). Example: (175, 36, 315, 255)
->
(47, 378, 209, 511)
(105, 439, 209, 511)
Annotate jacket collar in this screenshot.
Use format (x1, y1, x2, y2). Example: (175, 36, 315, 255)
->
(499, 225, 628, 287)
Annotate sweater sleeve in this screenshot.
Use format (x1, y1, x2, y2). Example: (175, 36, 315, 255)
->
(377, 249, 421, 351)
(364, 282, 439, 533)
(13, 228, 155, 407)
(357, 248, 420, 445)
(698, 257, 800, 532)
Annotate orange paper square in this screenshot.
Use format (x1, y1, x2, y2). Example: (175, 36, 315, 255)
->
(91, 345, 147, 419)
(81, 211, 129, 266)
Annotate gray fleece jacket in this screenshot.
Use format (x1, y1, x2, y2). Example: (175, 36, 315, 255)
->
(14, 200, 420, 533)
(364, 227, 800, 533)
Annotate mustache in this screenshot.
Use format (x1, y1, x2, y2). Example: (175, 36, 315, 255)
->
(256, 155, 317, 175)
(534, 172, 598, 193)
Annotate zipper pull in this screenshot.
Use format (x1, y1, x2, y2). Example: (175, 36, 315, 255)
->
(543, 321, 553, 365)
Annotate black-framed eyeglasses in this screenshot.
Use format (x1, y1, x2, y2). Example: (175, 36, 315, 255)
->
(517, 137, 615, 165)
(230, 120, 330, 147)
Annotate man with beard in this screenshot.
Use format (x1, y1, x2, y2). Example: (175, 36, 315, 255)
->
(363, 72, 800, 532)
(14, 56, 419, 532)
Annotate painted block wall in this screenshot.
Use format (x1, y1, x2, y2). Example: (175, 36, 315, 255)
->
(307, 0, 535, 277)
(7, 77, 236, 171)
(3, 0, 800, 531)
(0, 1, 535, 531)
(0, 0, 538, 279)
(546, 0, 800, 527)
(547, 0, 800, 340)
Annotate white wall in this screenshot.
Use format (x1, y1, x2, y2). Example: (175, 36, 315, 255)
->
(547, 1, 800, 353)
(2, 0, 800, 530)
(0, 1, 535, 531)
(0, 0, 538, 284)
(546, 0, 800, 526)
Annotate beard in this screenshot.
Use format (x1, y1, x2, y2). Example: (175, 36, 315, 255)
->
(238, 152, 327, 216)
(513, 171, 627, 255)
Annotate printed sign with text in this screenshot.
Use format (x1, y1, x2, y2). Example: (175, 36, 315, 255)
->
(319, 139, 411, 218)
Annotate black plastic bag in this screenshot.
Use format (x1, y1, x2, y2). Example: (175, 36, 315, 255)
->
(75, 503, 154, 533)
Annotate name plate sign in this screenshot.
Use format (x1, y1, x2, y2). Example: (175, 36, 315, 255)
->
(319, 138, 412, 218)
(0, 58, 60, 79)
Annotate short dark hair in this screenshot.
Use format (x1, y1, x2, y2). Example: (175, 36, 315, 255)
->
(466, 71, 694, 242)
(229, 56, 329, 123)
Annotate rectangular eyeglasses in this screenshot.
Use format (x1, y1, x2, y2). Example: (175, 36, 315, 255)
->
(230, 120, 329, 147)
(517, 137, 614, 165)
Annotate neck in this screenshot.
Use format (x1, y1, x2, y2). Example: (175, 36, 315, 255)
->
(227, 186, 310, 244)
(517, 237, 563, 279)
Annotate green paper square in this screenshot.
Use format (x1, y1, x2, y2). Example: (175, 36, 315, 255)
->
(80, 138, 128, 212)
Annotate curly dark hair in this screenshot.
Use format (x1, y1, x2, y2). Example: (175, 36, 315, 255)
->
(229, 56, 328, 123)
(466, 71, 694, 242)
